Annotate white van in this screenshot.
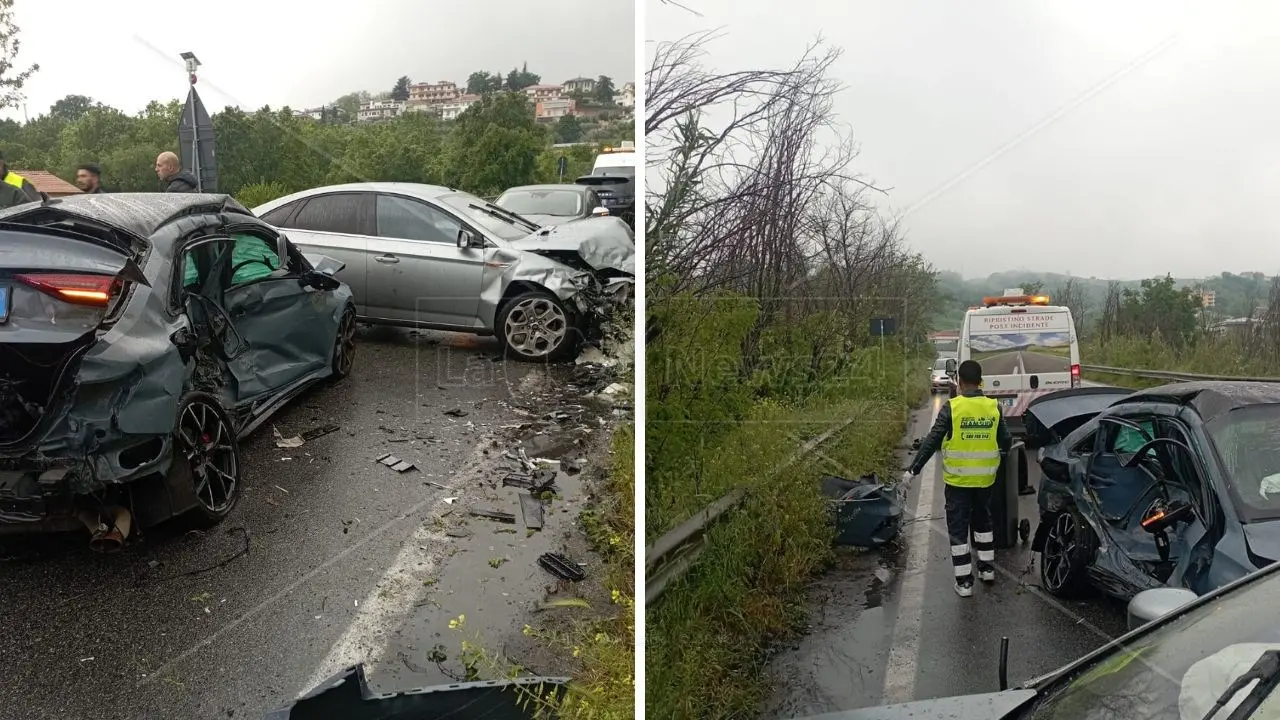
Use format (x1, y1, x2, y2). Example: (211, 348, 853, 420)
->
(958, 289, 1080, 433)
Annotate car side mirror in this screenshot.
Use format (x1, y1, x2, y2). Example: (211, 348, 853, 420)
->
(591, 207, 610, 217)
(301, 270, 340, 292)
(457, 229, 483, 249)
(945, 359, 957, 375)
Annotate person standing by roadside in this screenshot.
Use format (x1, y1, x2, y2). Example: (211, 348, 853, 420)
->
(154, 151, 199, 192)
(904, 359, 1011, 597)
(0, 152, 41, 203)
(75, 163, 106, 193)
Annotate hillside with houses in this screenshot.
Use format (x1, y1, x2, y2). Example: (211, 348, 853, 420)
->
(294, 71, 635, 127)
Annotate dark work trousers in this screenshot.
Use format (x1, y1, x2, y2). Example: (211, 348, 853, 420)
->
(943, 483, 996, 583)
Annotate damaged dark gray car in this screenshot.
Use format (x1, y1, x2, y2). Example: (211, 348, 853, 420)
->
(1023, 382, 1280, 600)
(0, 194, 356, 550)
(253, 183, 634, 362)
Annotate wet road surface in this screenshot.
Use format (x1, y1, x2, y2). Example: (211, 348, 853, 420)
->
(0, 326, 615, 720)
(764, 392, 1128, 718)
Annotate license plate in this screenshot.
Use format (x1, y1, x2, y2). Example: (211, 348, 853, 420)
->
(997, 397, 1015, 409)
(0, 284, 8, 324)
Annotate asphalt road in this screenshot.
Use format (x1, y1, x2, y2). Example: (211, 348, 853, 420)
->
(764, 393, 1128, 718)
(0, 326, 613, 720)
(977, 350, 1070, 376)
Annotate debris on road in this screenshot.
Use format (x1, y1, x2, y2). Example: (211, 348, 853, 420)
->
(375, 453, 417, 473)
(563, 458, 585, 475)
(444, 408, 469, 417)
(443, 497, 458, 504)
(501, 470, 558, 494)
(520, 494, 545, 530)
(273, 426, 304, 449)
(301, 424, 341, 442)
(424, 480, 450, 491)
(820, 474, 903, 548)
(469, 508, 516, 524)
(538, 552, 587, 582)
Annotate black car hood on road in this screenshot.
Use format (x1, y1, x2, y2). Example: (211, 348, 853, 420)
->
(797, 689, 1038, 720)
(515, 215, 635, 275)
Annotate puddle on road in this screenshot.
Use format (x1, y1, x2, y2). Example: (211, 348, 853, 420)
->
(762, 547, 904, 719)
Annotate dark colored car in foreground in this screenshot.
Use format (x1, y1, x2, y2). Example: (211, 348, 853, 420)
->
(494, 183, 607, 226)
(1021, 382, 1280, 600)
(0, 193, 355, 550)
(795, 558, 1280, 718)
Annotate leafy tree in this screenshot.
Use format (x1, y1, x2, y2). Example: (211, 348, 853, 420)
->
(1117, 275, 1201, 347)
(505, 62, 541, 92)
(554, 114, 583, 143)
(49, 94, 95, 122)
(391, 76, 411, 102)
(0, 0, 37, 111)
(440, 93, 547, 196)
(466, 71, 491, 95)
(594, 75, 617, 105)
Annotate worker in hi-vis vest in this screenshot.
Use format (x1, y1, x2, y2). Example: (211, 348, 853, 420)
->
(904, 359, 1011, 597)
(0, 152, 40, 206)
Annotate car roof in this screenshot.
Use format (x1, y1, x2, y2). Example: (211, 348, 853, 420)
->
(0, 193, 251, 245)
(255, 183, 455, 213)
(500, 184, 590, 194)
(1114, 380, 1280, 422)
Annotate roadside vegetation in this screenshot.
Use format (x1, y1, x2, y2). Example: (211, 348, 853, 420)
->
(645, 31, 937, 719)
(1, 81, 633, 201)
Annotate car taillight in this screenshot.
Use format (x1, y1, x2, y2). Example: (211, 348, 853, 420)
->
(1071, 363, 1081, 387)
(16, 273, 119, 307)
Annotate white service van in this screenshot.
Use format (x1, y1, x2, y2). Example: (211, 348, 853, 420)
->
(958, 289, 1080, 432)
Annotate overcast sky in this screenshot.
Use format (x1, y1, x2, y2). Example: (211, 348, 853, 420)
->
(649, 0, 1280, 280)
(7, 0, 633, 119)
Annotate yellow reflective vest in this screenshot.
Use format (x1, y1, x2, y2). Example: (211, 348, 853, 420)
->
(941, 394, 1002, 488)
(2, 171, 37, 202)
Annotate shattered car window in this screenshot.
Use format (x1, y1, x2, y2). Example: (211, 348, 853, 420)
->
(1206, 403, 1280, 519)
(1109, 421, 1154, 457)
(1029, 567, 1280, 719)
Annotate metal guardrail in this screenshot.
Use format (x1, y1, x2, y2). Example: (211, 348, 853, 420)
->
(644, 415, 861, 606)
(1081, 364, 1280, 384)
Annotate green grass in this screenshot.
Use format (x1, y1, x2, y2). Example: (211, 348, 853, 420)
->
(644, 377, 927, 719)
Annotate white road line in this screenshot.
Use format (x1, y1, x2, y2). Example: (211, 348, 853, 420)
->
(299, 369, 549, 694)
(881, 405, 941, 705)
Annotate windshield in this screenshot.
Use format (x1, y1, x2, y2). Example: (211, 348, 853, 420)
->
(496, 189, 583, 217)
(1028, 567, 1280, 719)
(437, 192, 535, 242)
(1205, 403, 1280, 522)
(966, 329, 1073, 375)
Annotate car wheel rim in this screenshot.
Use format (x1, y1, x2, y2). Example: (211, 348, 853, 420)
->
(336, 309, 356, 374)
(1043, 513, 1076, 591)
(176, 400, 238, 515)
(505, 297, 567, 358)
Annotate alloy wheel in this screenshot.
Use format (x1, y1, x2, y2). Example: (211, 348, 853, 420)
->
(176, 399, 238, 515)
(504, 296, 568, 358)
(1042, 512, 1077, 592)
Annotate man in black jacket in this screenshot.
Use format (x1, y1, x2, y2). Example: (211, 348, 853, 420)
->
(154, 151, 199, 192)
(75, 163, 106, 193)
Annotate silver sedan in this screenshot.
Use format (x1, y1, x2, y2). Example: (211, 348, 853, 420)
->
(253, 183, 634, 361)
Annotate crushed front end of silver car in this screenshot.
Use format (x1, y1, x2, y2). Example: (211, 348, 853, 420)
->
(481, 216, 635, 342)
